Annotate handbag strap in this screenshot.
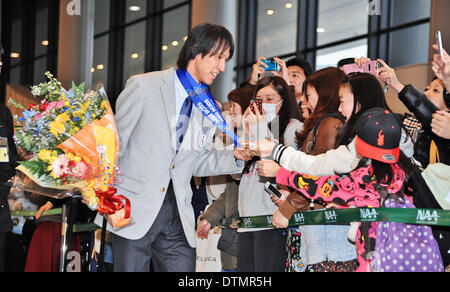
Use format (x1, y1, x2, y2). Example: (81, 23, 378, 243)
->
(429, 140, 440, 164)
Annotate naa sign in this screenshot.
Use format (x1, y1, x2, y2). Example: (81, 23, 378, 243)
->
(360, 208, 379, 222)
(416, 210, 440, 225)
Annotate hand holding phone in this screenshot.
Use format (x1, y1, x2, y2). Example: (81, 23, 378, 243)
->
(264, 182, 283, 198)
(249, 98, 263, 114)
(436, 31, 444, 58)
(343, 60, 380, 76)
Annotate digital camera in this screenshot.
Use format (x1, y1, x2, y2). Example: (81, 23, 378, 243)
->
(262, 59, 280, 72)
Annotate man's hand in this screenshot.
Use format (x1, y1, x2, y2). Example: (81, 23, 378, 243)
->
(257, 160, 281, 178)
(431, 110, 450, 139)
(234, 148, 253, 162)
(254, 139, 276, 158)
(249, 57, 268, 85)
(196, 219, 212, 240)
(271, 57, 290, 85)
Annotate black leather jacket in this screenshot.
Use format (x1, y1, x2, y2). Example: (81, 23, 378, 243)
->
(0, 104, 17, 233)
(399, 85, 450, 168)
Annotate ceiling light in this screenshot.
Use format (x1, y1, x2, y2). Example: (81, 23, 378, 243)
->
(171, 41, 179, 47)
(41, 40, 49, 46)
(266, 9, 274, 16)
(285, 2, 293, 9)
(96, 64, 104, 70)
(183, 36, 188, 42)
(162, 45, 168, 51)
(131, 53, 139, 59)
(316, 27, 326, 33)
(10, 53, 20, 58)
(90, 67, 95, 73)
(129, 5, 141, 12)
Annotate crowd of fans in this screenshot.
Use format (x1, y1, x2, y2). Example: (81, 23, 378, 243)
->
(198, 42, 450, 272)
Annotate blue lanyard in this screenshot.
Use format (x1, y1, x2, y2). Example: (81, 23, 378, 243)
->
(176, 69, 241, 148)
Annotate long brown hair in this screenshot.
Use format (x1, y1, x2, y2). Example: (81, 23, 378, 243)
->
(243, 76, 302, 174)
(296, 67, 345, 147)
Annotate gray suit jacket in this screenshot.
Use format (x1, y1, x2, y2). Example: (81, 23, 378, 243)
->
(95, 67, 242, 247)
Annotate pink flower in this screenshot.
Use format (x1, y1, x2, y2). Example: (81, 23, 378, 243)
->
(47, 101, 57, 111)
(71, 161, 90, 179)
(51, 155, 70, 177)
(56, 100, 65, 109)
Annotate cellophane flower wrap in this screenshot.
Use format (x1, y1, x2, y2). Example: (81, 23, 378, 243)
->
(10, 72, 131, 228)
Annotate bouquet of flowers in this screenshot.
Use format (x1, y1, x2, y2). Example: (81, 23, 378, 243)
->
(9, 72, 131, 229)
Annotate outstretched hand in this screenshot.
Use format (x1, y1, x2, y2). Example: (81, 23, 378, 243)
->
(432, 44, 450, 90)
(257, 160, 281, 178)
(254, 139, 277, 158)
(376, 59, 405, 93)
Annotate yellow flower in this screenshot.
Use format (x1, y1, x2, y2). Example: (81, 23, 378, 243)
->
(38, 149, 57, 163)
(101, 100, 108, 110)
(56, 112, 70, 123)
(49, 113, 70, 136)
(67, 153, 82, 163)
(49, 121, 65, 136)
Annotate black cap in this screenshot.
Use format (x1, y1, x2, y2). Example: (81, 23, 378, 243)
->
(355, 108, 401, 164)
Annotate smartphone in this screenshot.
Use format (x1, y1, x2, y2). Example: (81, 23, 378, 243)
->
(436, 31, 444, 57)
(343, 61, 379, 76)
(264, 182, 283, 198)
(262, 59, 280, 72)
(249, 98, 263, 114)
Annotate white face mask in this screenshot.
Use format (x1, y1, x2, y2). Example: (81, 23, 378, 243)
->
(262, 101, 282, 123)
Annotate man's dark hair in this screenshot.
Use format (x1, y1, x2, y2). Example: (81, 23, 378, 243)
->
(286, 58, 313, 78)
(337, 58, 355, 68)
(177, 23, 234, 70)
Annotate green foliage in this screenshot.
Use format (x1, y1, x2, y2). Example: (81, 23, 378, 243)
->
(19, 159, 49, 178)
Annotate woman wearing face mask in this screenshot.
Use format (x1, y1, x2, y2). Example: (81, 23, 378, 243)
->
(237, 76, 303, 272)
(196, 86, 253, 272)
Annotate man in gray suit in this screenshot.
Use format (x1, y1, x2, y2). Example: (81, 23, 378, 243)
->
(103, 23, 244, 272)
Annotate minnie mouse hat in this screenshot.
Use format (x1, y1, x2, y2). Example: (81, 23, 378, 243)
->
(355, 108, 401, 164)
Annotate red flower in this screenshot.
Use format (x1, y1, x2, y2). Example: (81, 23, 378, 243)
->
(28, 103, 37, 110)
(39, 103, 49, 112)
